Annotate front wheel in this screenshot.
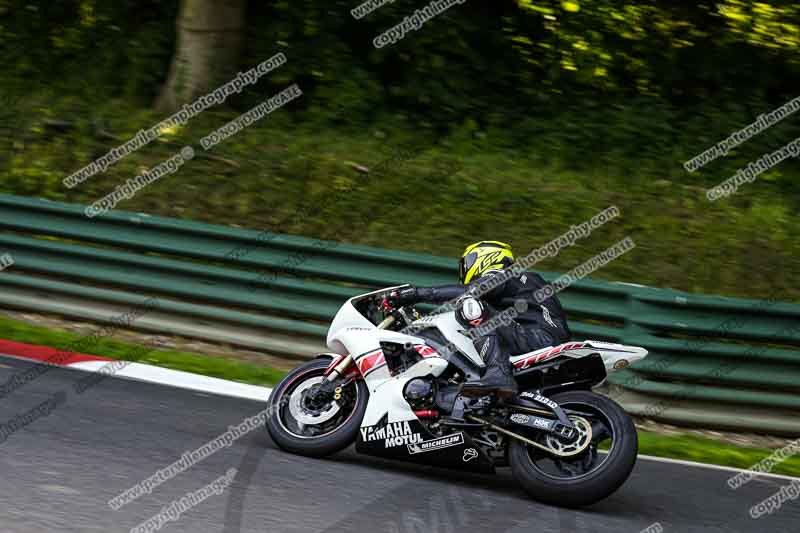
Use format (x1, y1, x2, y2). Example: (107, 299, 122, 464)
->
(508, 390, 638, 507)
(266, 357, 368, 458)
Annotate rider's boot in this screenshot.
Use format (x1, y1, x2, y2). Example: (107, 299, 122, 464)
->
(461, 334, 518, 400)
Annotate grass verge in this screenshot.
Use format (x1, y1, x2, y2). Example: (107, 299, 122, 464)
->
(636, 431, 800, 479)
(0, 314, 285, 387)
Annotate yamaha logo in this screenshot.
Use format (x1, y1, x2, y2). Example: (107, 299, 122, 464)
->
(510, 413, 530, 424)
(613, 359, 630, 370)
(360, 421, 422, 448)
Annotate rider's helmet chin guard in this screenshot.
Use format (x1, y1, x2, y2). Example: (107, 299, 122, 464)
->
(459, 241, 514, 285)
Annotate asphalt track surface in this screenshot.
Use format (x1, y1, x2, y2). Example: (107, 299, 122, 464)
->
(0, 355, 797, 533)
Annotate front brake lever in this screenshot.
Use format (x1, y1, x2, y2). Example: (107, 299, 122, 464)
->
(379, 297, 394, 314)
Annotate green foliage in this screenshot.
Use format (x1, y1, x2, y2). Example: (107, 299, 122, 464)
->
(1, 0, 799, 300)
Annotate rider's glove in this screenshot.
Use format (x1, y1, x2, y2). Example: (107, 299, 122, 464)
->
(387, 287, 419, 307)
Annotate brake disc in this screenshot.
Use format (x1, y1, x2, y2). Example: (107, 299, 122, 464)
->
(544, 416, 593, 456)
(287, 376, 342, 425)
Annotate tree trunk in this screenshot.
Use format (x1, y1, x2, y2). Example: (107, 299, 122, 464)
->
(155, 0, 246, 112)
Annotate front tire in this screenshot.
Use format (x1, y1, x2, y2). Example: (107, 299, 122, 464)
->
(266, 357, 368, 458)
(508, 390, 638, 507)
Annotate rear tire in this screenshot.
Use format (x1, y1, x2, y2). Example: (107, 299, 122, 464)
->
(508, 390, 637, 507)
(266, 358, 368, 458)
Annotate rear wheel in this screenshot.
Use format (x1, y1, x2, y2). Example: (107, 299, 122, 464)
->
(508, 390, 637, 507)
(266, 358, 367, 458)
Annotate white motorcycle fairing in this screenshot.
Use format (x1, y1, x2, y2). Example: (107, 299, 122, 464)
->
(326, 287, 450, 426)
(323, 287, 647, 473)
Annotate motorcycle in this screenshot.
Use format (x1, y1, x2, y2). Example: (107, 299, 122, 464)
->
(266, 285, 648, 507)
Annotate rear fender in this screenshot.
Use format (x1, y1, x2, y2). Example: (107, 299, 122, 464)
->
(514, 354, 608, 394)
(581, 341, 648, 373)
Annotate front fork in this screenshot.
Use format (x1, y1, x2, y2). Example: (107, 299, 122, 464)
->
(324, 354, 355, 382)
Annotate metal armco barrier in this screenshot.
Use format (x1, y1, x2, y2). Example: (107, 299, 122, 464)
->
(0, 194, 798, 435)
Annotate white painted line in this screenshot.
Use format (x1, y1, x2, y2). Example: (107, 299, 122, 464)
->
(1, 352, 273, 402)
(637, 454, 800, 482)
(68, 361, 273, 402)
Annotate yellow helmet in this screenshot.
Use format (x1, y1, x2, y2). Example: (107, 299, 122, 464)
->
(459, 241, 514, 284)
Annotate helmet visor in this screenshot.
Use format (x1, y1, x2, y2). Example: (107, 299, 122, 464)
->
(459, 251, 478, 284)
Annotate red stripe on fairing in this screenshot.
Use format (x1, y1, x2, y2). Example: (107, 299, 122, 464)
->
(0, 339, 112, 365)
(512, 342, 588, 369)
(356, 349, 386, 376)
(513, 357, 531, 369)
(357, 345, 442, 377)
(413, 345, 440, 358)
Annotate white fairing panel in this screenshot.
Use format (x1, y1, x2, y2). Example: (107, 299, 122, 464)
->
(326, 287, 446, 393)
(509, 340, 648, 373)
(583, 340, 648, 371)
(361, 357, 449, 426)
(326, 299, 377, 355)
(325, 288, 469, 429)
(326, 285, 410, 355)
(410, 312, 484, 367)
